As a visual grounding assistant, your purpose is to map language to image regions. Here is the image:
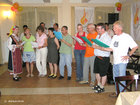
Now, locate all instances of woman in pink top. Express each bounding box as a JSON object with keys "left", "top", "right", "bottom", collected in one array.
[
  {"left": 36, "top": 26, "right": 48, "bottom": 77},
  {"left": 74, "top": 24, "right": 87, "bottom": 81}
]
